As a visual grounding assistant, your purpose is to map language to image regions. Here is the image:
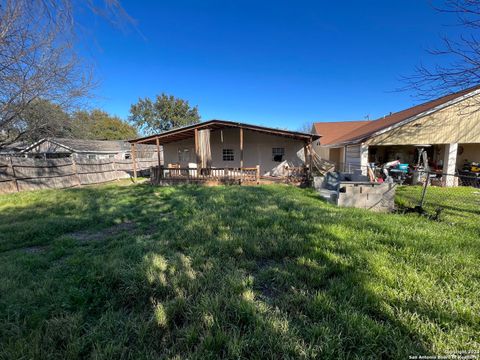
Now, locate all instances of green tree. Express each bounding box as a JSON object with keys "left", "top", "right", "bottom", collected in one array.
[
  {"left": 129, "top": 93, "right": 201, "bottom": 134},
  {"left": 72, "top": 110, "right": 138, "bottom": 140},
  {"left": 6, "top": 99, "right": 72, "bottom": 143},
  {"left": 0, "top": 0, "right": 130, "bottom": 148}
]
